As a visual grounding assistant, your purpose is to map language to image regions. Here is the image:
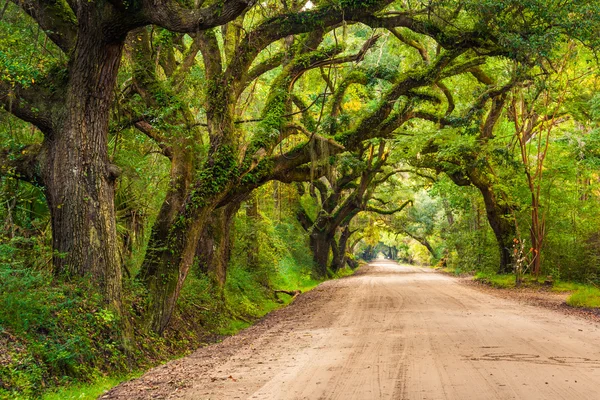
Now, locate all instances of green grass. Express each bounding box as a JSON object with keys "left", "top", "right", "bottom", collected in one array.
[
  {"left": 0, "top": 214, "right": 339, "bottom": 399},
  {"left": 566, "top": 287, "right": 600, "bottom": 308},
  {"left": 551, "top": 281, "right": 588, "bottom": 292},
  {"left": 333, "top": 266, "right": 355, "bottom": 278},
  {"left": 42, "top": 373, "right": 140, "bottom": 400},
  {"left": 0, "top": 265, "right": 129, "bottom": 400},
  {"left": 474, "top": 272, "right": 517, "bottom": 288},
  {"left": 473, "top": 271, "right": 600, "bottom": 309}
]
